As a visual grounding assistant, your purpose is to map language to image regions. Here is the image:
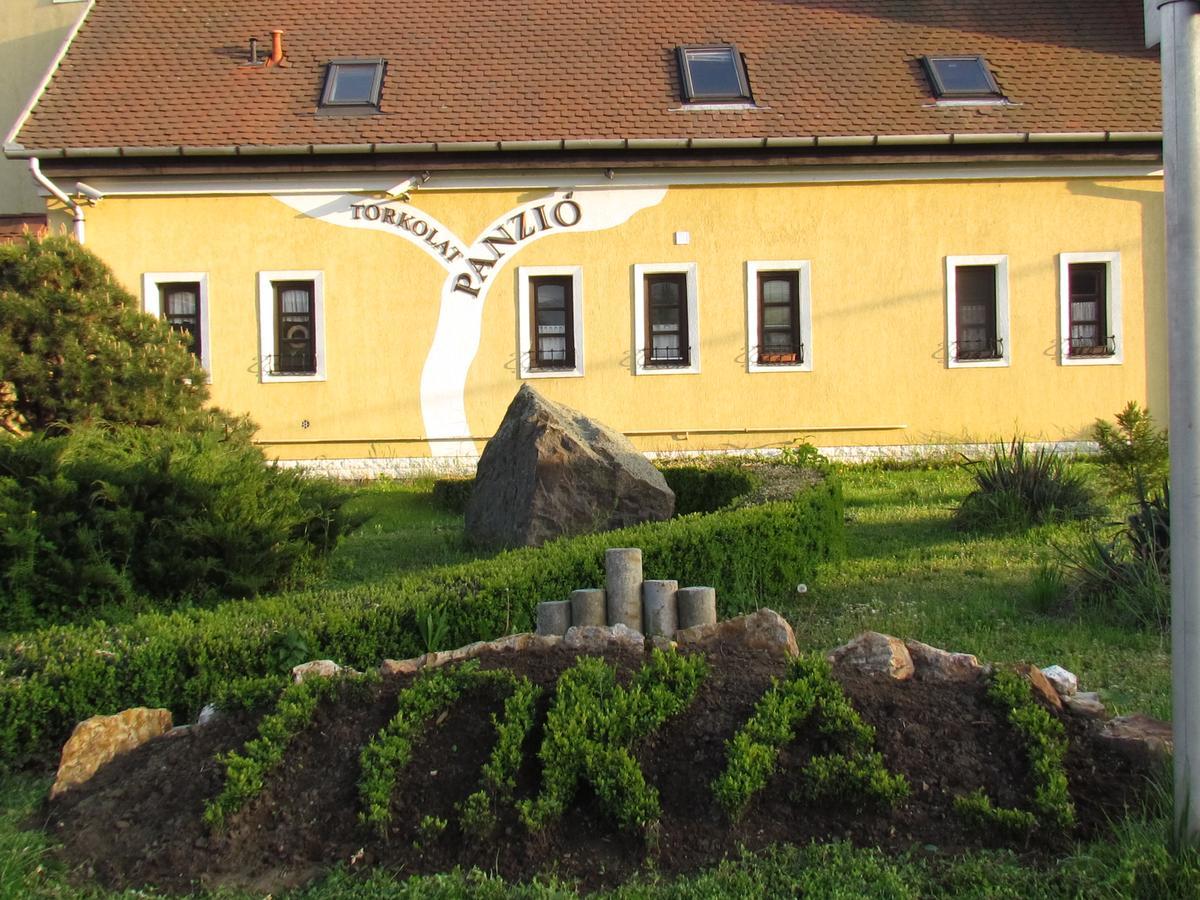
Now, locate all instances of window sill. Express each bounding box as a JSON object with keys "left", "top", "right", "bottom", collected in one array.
[
  {"left": 521, "top": 367, "right": 584, "bottom": 380},
  {"left": 948, "top": 357, "right": 1009, "bottom": 369},
  {"left": 636, "top": 362, "right": 700, "bottom": 376},
  {"left": 749, "top": 359, "right": 811, "bottom": 373},
  {"left": 1061, "top": 352, "right": 1122, "bottom": 367},
  {"left": 260, "top": 372, "right": 327, "bottom": 384}
]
